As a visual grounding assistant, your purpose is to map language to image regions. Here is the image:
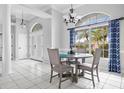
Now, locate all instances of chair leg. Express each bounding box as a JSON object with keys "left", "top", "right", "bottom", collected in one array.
[
  {"left": 91, "top": 70, "right": 95, "bottom": 87},
  {"left": 82, "top": 58, "right": 85, "bottom": 63},
  {"left": 78, "top": 69, "right": 84, "bottom": 77},
  {"left": 58, "top": 74, "right": 60, "bottom": 77},
  {"left": 71, "top": 69, "right": 74, "bottom": 82},
  {"left": 96, "top": 67, "right": 100, "bottom": 82},
  {"left": 79, "top": 69, "right": 80, "bottom": 74},
  {"left": 81, "top": 69, "right": 84, "bottom": 77},
  {"left": 59, "top": 73, "right": 62, "bottom": 89},
  {"left": 50, "top": 70, "right": 53, "bottom": 83}
]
